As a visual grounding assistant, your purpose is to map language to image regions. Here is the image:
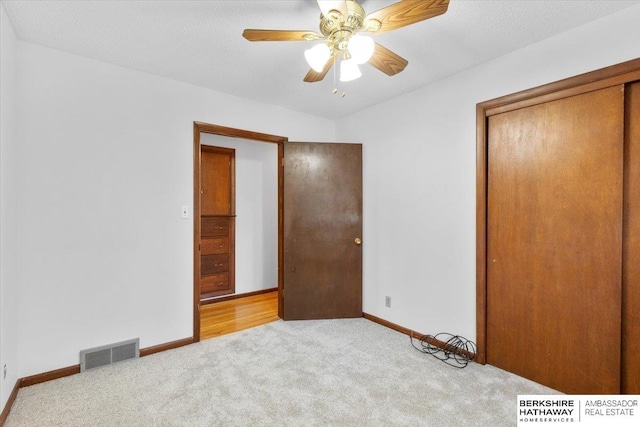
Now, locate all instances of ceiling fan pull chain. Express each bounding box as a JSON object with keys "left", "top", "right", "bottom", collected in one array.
[
  {"left": 331, "top": 59, "right": 346, "bottom": 97},
  {"left": 332, "top": 56, "right": 337, "bottom": 94}
]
